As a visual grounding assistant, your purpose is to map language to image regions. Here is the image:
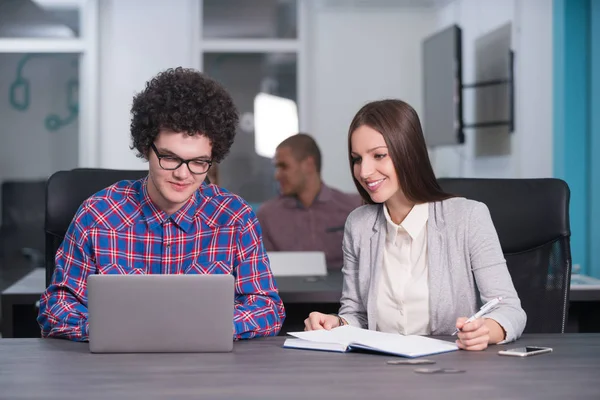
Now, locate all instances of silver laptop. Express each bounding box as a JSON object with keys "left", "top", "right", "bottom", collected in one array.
[
  {"left": 267, "top": 251, "right": 328, "bottom": 277},
  {"left": 88, "top": 274, "right": 234, "bottom": 353}
]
